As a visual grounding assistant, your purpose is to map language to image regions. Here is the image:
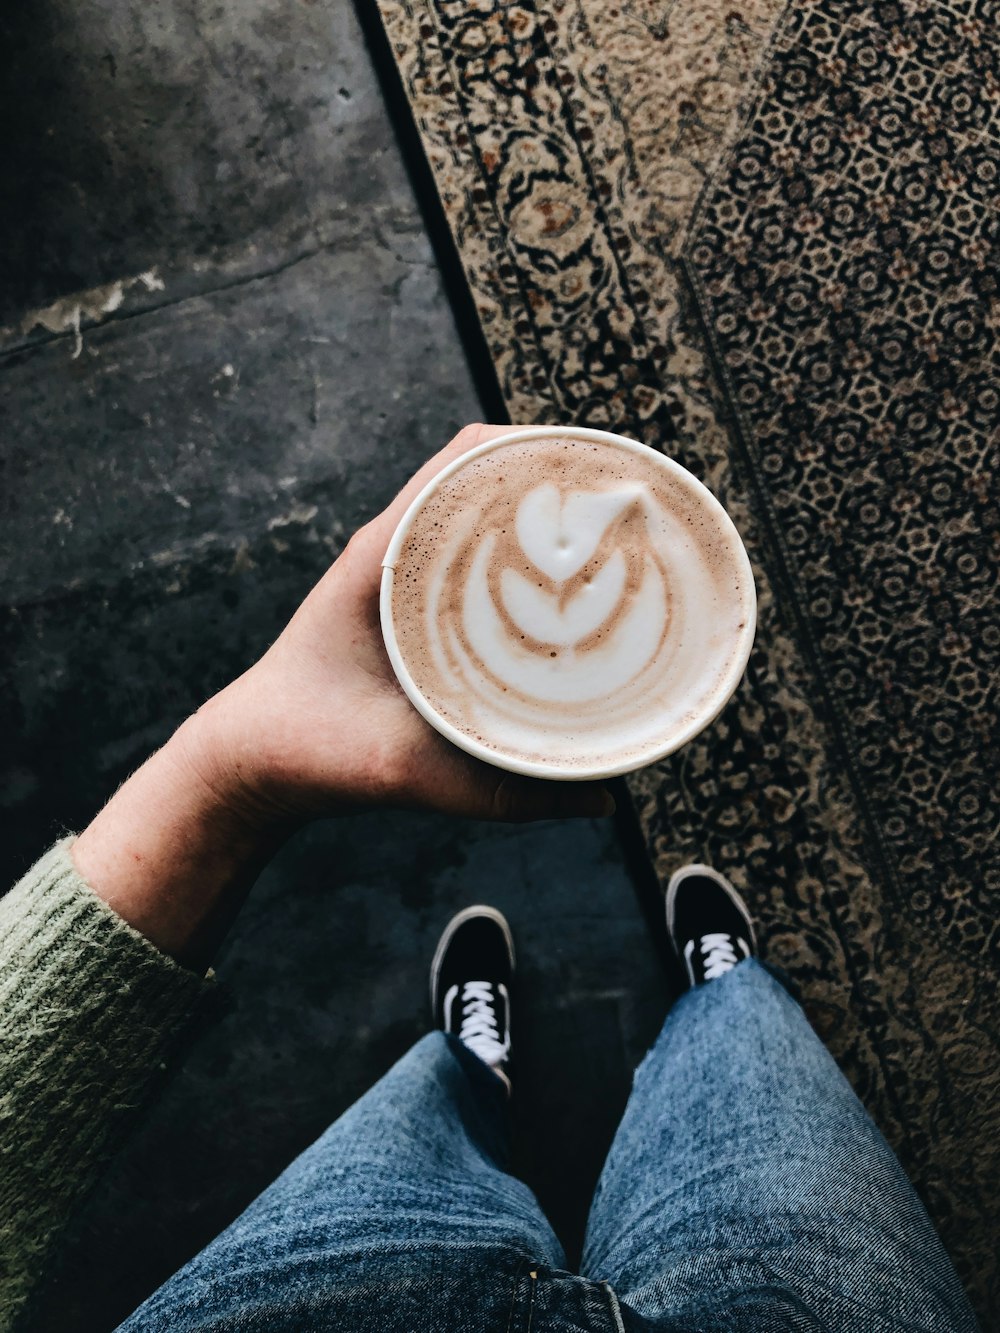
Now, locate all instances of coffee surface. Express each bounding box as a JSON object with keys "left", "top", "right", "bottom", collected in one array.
[{"left": 386, "top": 435, "right": 754, "bottom": 773}]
